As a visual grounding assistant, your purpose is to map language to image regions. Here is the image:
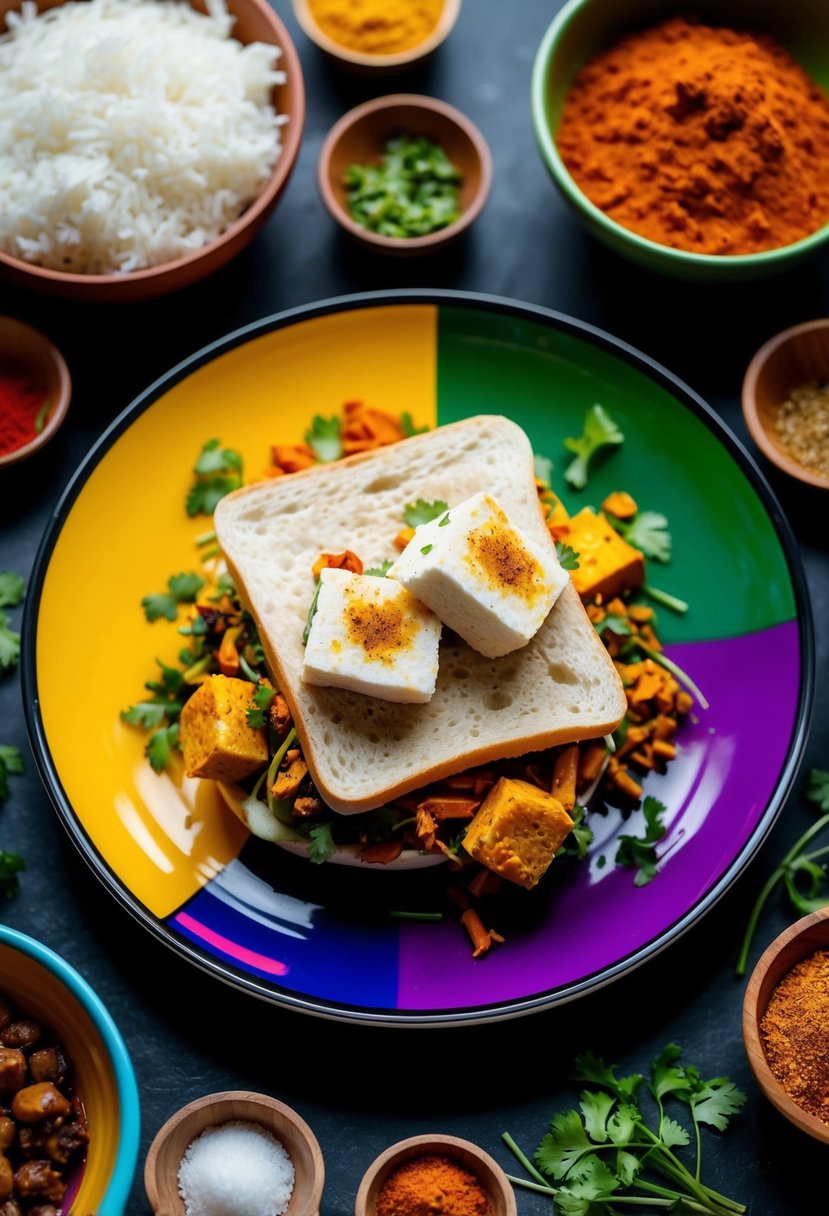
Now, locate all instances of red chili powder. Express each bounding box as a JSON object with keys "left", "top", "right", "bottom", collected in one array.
[{"left": 0, "top": 365, "right": 49, "bottom": 457}]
